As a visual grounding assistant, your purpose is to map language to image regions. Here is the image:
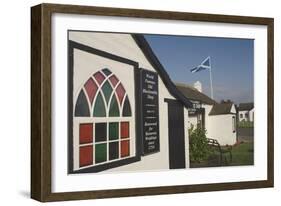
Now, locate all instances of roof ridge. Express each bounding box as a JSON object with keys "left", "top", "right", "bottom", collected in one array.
[
  {"left": 174, "top": 82, "right": 198, "bottom": 91},
  {"left": 239, "top": 102, "right": 254, "bottom": 104},
  {"left": 175, "top": 82, "right": 217, "bottom": 104},
  {"left": 209, "top": 102, "right": 234, "bottom": 115}
]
